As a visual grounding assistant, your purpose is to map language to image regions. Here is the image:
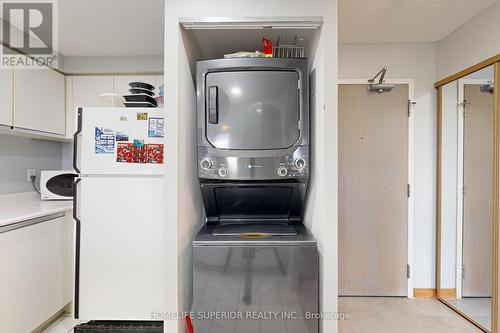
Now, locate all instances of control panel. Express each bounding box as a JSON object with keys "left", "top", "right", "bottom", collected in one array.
[{"left": 198, "top": 146, "right": 309, "bottom": 180}]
